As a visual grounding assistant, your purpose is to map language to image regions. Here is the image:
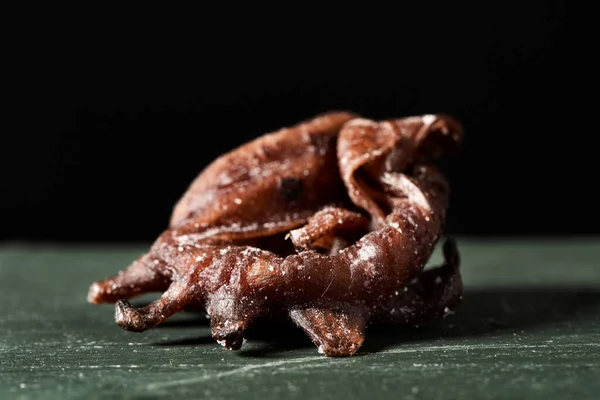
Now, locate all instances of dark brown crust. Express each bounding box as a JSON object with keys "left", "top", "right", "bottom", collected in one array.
[{"left": 87, "top": 112, "right": 464, "bottom": 357}]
